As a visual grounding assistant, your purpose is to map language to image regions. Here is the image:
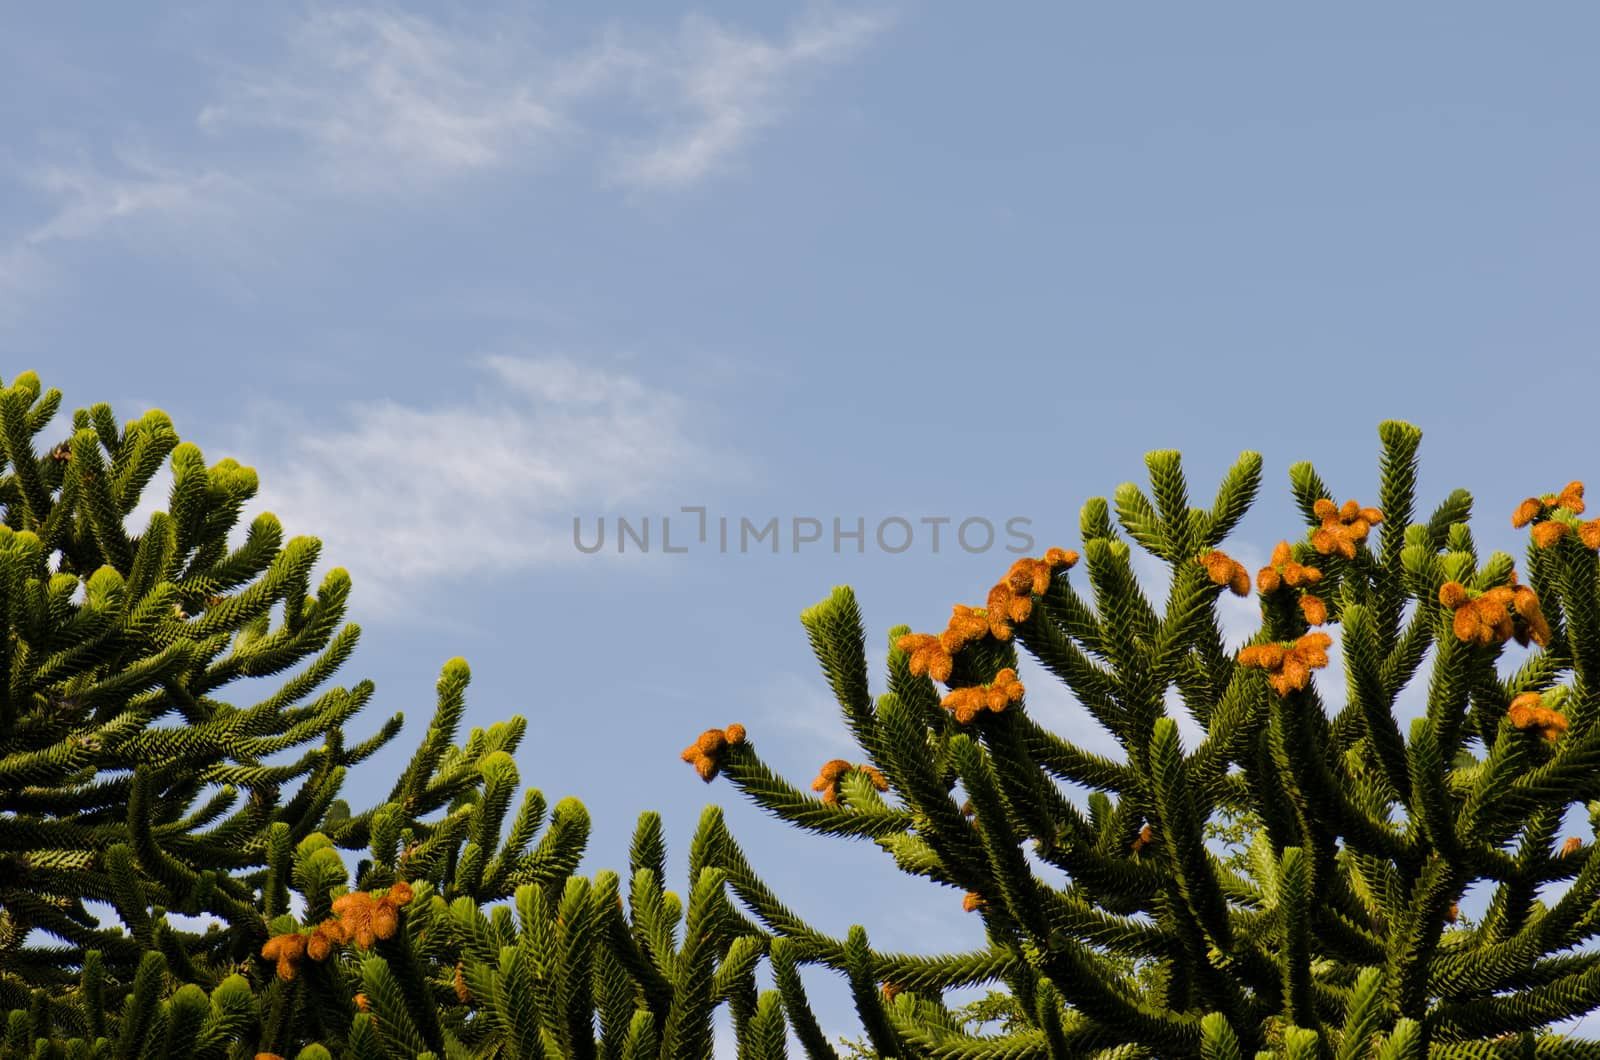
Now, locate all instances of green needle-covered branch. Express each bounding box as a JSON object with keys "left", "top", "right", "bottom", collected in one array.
[
  {"left": 0, "top": 372, "right": 816, "bottom": 1059},
  {"left": 697, "top": 422, "right": 1600, "bottom": 1057}
]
